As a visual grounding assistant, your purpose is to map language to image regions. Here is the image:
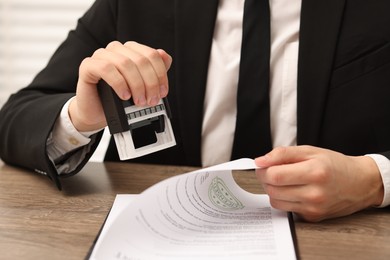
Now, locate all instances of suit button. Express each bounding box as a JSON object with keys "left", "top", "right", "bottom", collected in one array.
[{"left": 69, "top": 137, "right": 80, "bottom": 146}]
